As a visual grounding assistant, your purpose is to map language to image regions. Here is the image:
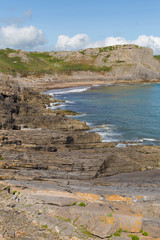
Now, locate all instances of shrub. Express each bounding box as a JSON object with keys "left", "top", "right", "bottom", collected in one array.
[
  {"left": 131, "top": 235, "right": 139, "bottom": 240},
  {"left": 79, "top": 50, "right": 85, "bottom": 55},
  {"left": 143, "top": 232, "right": 149, "bottom": 236},
  {"left": 78, "top": 202, "right": 86, "bottom": 207}
]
